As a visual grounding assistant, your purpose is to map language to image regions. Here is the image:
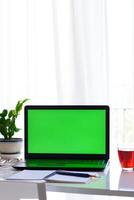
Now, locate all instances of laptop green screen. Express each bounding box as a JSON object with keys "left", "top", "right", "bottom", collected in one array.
[{"left": 27, "top": 108, "right": 106, "bottom": 154}]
